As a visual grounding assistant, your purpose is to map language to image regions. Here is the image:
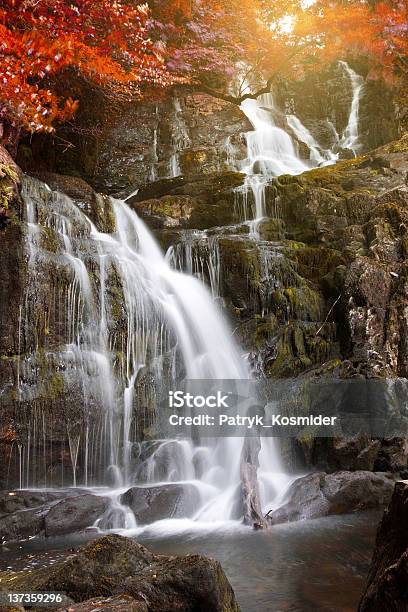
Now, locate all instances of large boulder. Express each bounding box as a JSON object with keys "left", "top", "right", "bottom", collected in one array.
[
  {"left": 44, "top": 494, "right": 110, "bottom": 537},
  {"left": 0, "top": 491, "right": 111, "bottom": 542},
  {"left": 267, "top": 471, "right": 395, "bottom": 525},
  {"left": 0, "top": 534, "right": 241, "bottom": 611},
  {"left": 0, "top": 490, "right": 75, "bottom": 543},
  {"left": 58, "top": 595, "right": 147, "bottom": 611},
  {"left": 119, "top": 553, "right": 240, "bottom": 612},
  {"left": 359, "top": 481, "right": 408, "bottom": 611},
  {"left": 0, "top": 506, "right": 47, "bottom": 543},
  {"left": 0, "top": 490, "right": 67, "bottom": 514},
  {"left": 120, "top": 484, "right": 201, "bottom": 525}
]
